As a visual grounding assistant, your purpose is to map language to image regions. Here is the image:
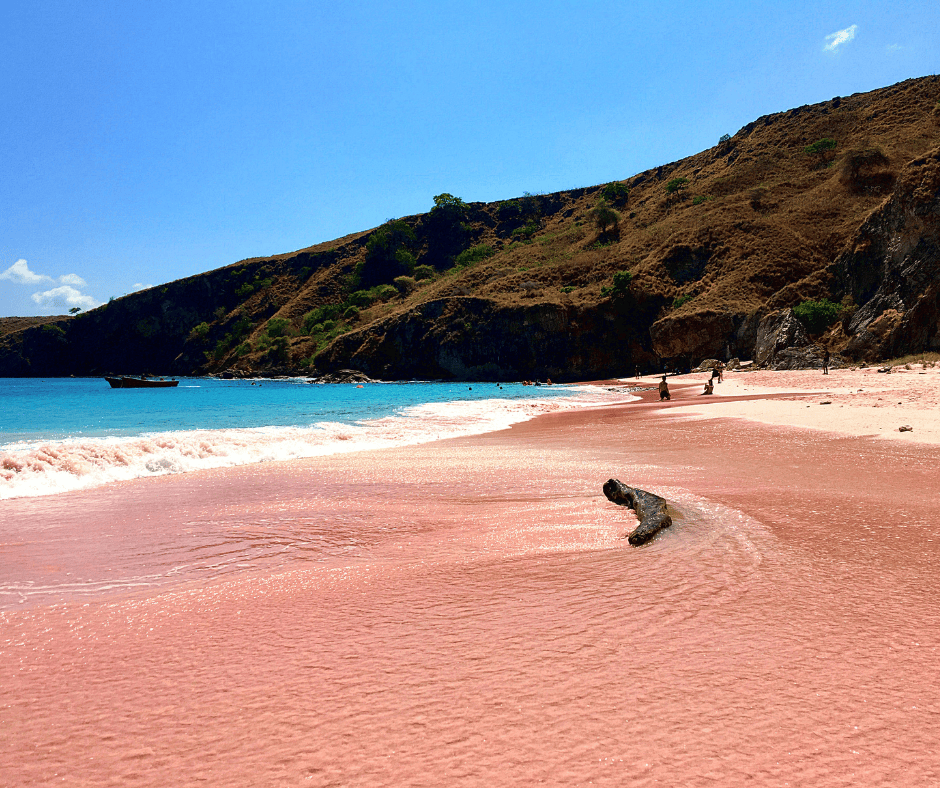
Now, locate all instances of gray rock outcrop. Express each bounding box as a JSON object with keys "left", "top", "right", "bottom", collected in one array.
[
  {"left": 831, "top": 146, "right": 940, "bottom": 359},
  {"left": 753, "top": 309, "right": 811, "bottom": 367}
]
